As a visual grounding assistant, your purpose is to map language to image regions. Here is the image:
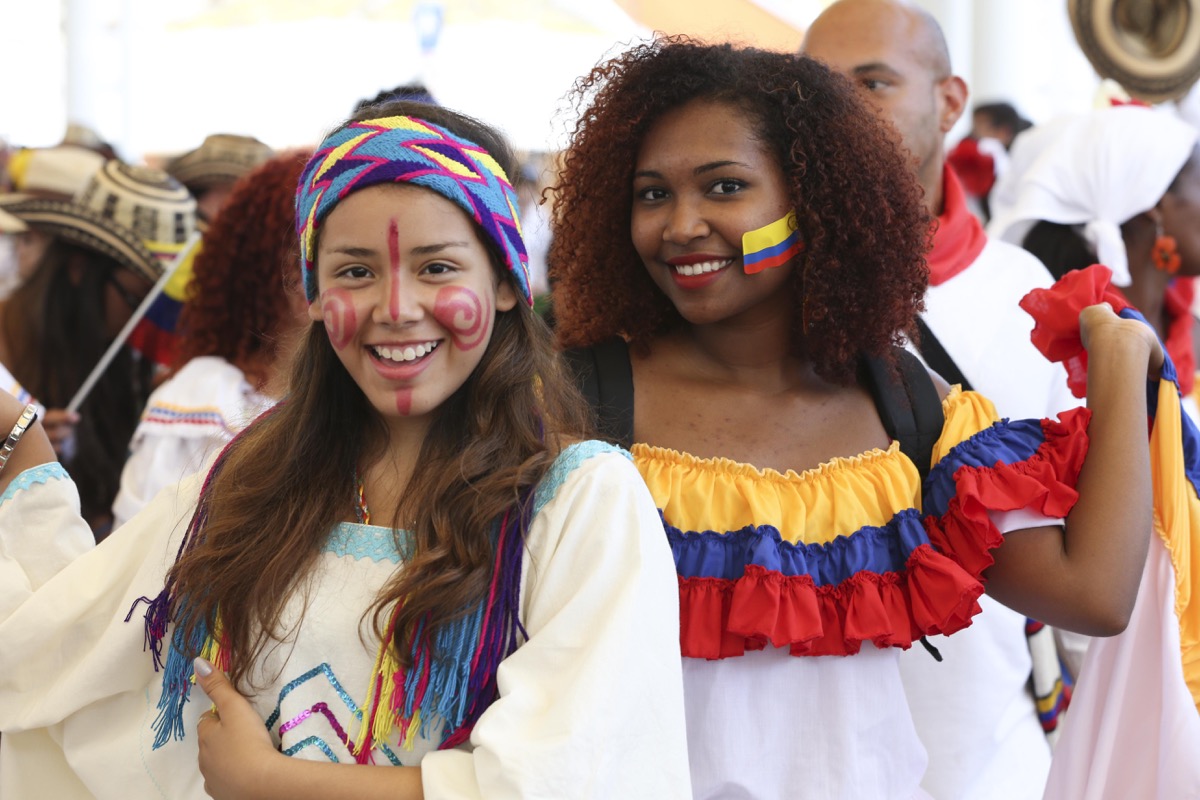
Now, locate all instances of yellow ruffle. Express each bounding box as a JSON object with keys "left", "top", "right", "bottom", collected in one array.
[
  {"left": 632, "top": 387, "right": 1000, "bottom": 546},
  {"left": 1149, "top": 378, "right": 1200, "bottom": 711},
  {"left": 931, "top": 387, "right": 1002, "bottom": 466}
]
